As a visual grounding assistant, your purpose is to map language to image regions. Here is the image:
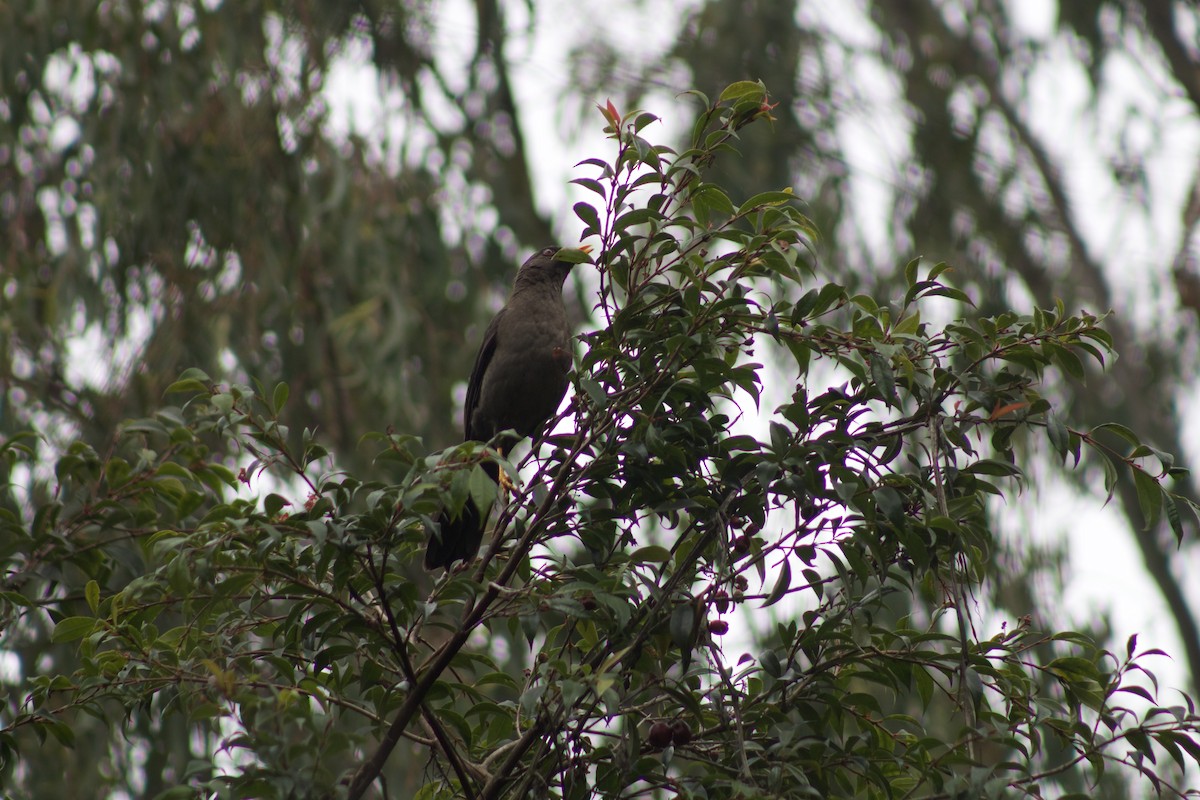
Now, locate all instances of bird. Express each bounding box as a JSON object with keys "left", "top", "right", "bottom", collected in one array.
[{"left": 425, "top": 245, "right": 592, "bottom": 570}]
